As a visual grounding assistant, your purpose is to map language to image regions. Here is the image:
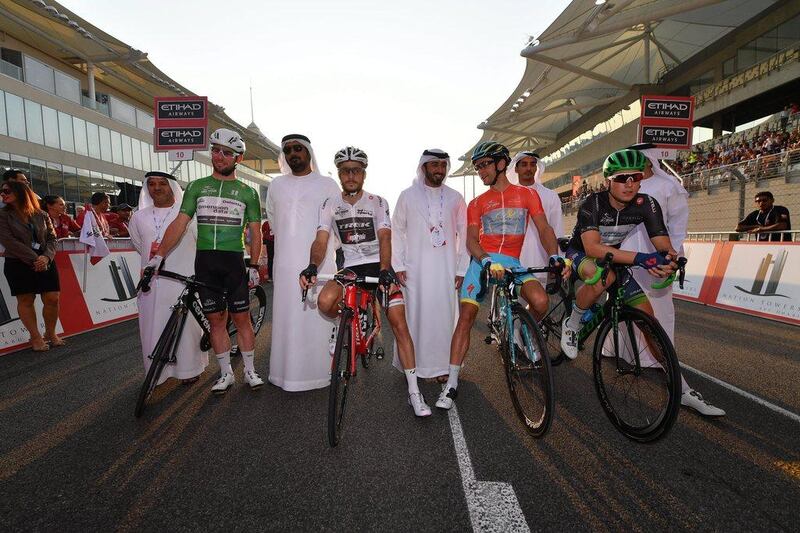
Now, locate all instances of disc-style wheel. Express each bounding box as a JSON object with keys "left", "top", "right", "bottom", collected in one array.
[{"left": 135, "top": 310, "right": 180, "bottom": 418}]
